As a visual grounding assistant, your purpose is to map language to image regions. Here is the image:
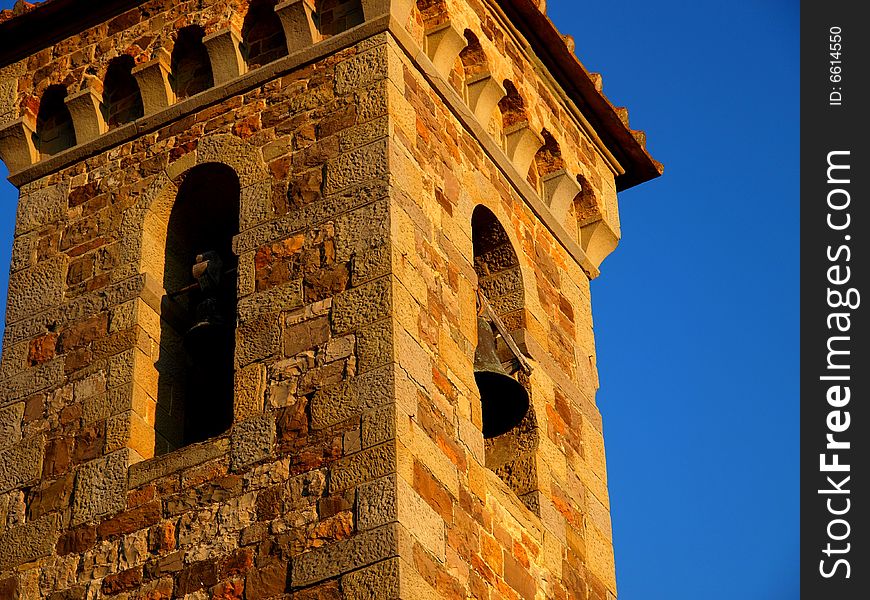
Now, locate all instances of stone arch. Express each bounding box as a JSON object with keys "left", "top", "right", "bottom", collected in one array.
[
  {"left": 498, "top": 81, "right": 546, "bottom": 174},
  {"left": 170, "top": 25, "right": 215, "bottom": 100},
  {"left": 416, "top": 0, "right": 449, "bottom": 28},
  {"left": 458, "top": 29, "right": 488, "bottom": 80},
  {"left": 498, "top": 80, "right": 529, "bottom": 129},
  {"left": 242, "top": 0, "right": 288, "bottom": 68},
  {"left": 130, "top": 133, "right": 271, "bottom": 238},
  {"left": 472, "top": 205, "right": 525, "bottom": 335},
  {"left": 315, "top": 0, "right": 364, "bottom": 37},
  {"left": 120, "top": 132, "right": 270, "bottom": 458},
  {"left": 34, "top": 84, "right": 76, "bottom": 156},
  {"left": 456, "top": 30, "right": 506, "bottom": 127},
  {"left": 137, "top": 163, "right": 241, "bottom": 455},
  {"left": 528, "top": 129, "right": 564, "bottom": 191},
  {"left": 471, "top": 204, "right": 540, "bottom": 513},
  {"left": 573, "top": 173, "right": 601, "bottom": 228},
  {"left": 102, "top": 55, "right": 145, "bottom": 128}
]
